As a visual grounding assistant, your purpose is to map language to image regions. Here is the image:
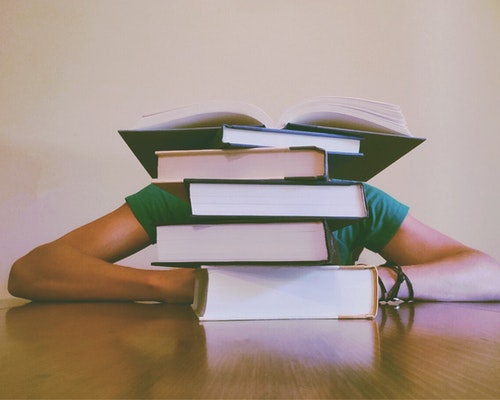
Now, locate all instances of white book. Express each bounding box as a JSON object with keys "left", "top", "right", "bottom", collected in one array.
[
  {"left": 130, "top": 96, "right": 411, "bottom": 136},
  {"left": 220, "top": 125, "right": 361, "bottom": 154},
  {"left": 192, "top": 265, "right": 378, "bottom": 321},
  {"left": 154, "top": 220, "right": 336, "bottom": 265},
  {"left": 185, "top": 179, "right": 367, "bottom": 219}
]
